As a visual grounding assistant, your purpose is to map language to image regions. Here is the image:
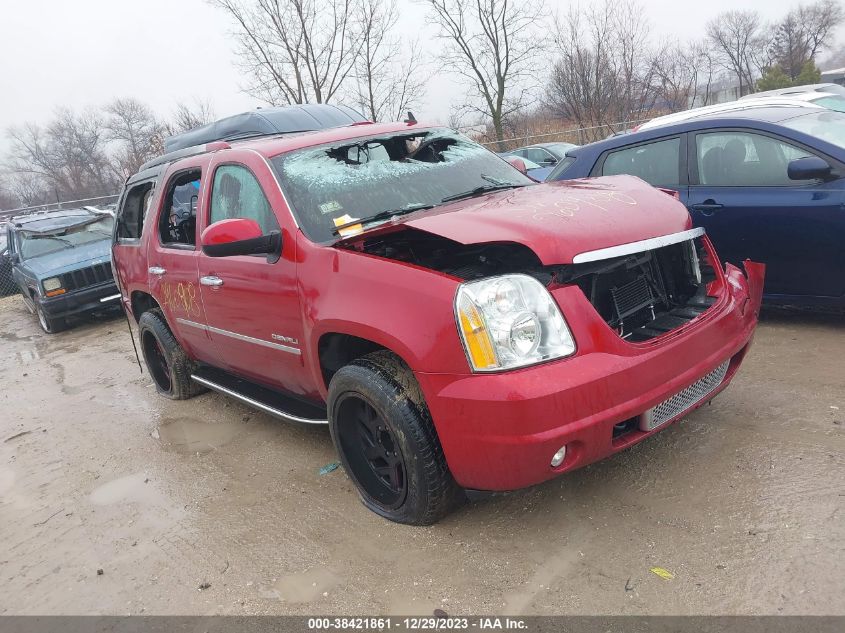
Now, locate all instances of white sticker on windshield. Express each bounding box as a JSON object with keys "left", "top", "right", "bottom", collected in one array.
[{"left": 319, "top": 201, "right": 343, "bottom": 215}]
